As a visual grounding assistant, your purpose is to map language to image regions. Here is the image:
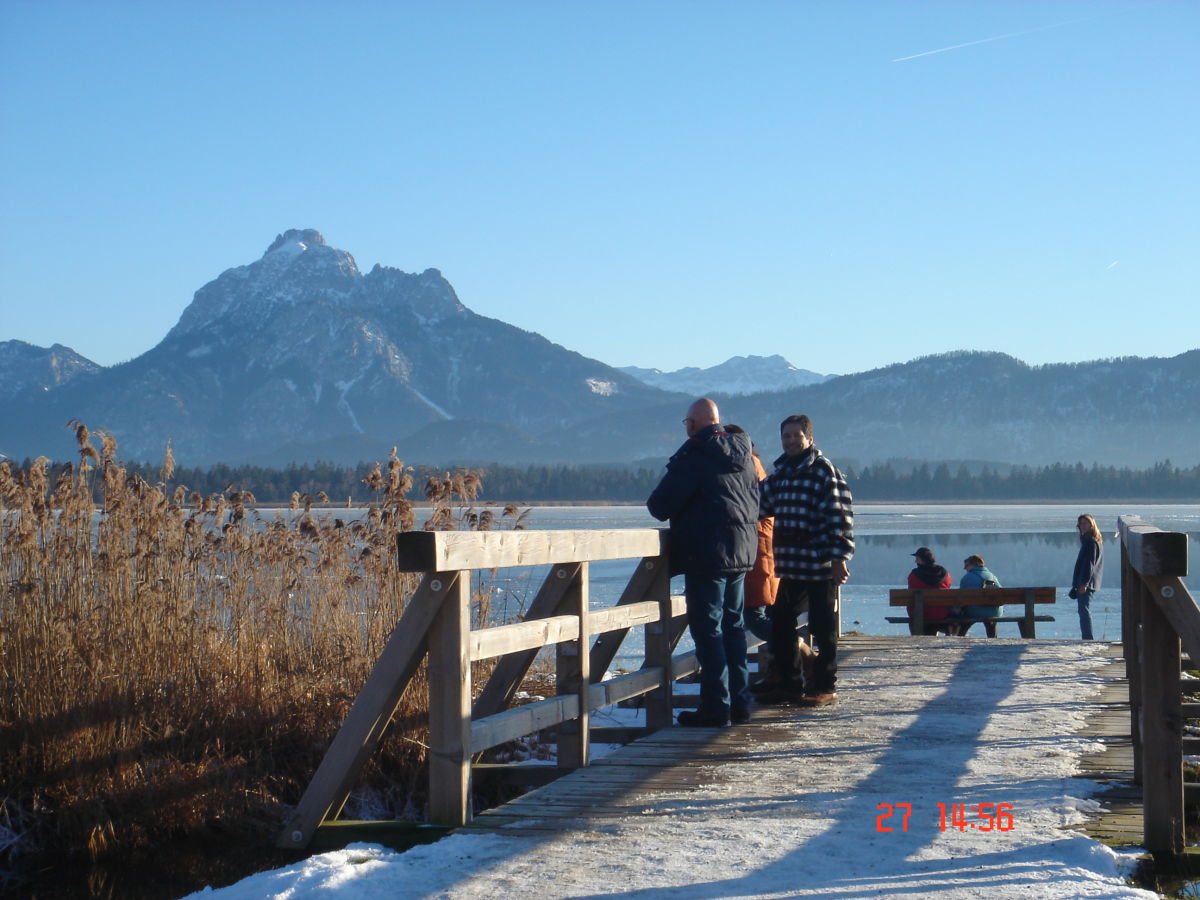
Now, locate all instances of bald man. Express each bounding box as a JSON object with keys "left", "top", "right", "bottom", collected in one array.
[{"left": 647, "top": 398, "right": 759, "bottom": 727}]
